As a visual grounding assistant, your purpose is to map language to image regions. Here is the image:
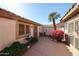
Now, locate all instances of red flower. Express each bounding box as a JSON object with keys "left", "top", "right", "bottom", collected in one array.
[{"left": 51, "top": 30, "right": 64, "bottom": 42}]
